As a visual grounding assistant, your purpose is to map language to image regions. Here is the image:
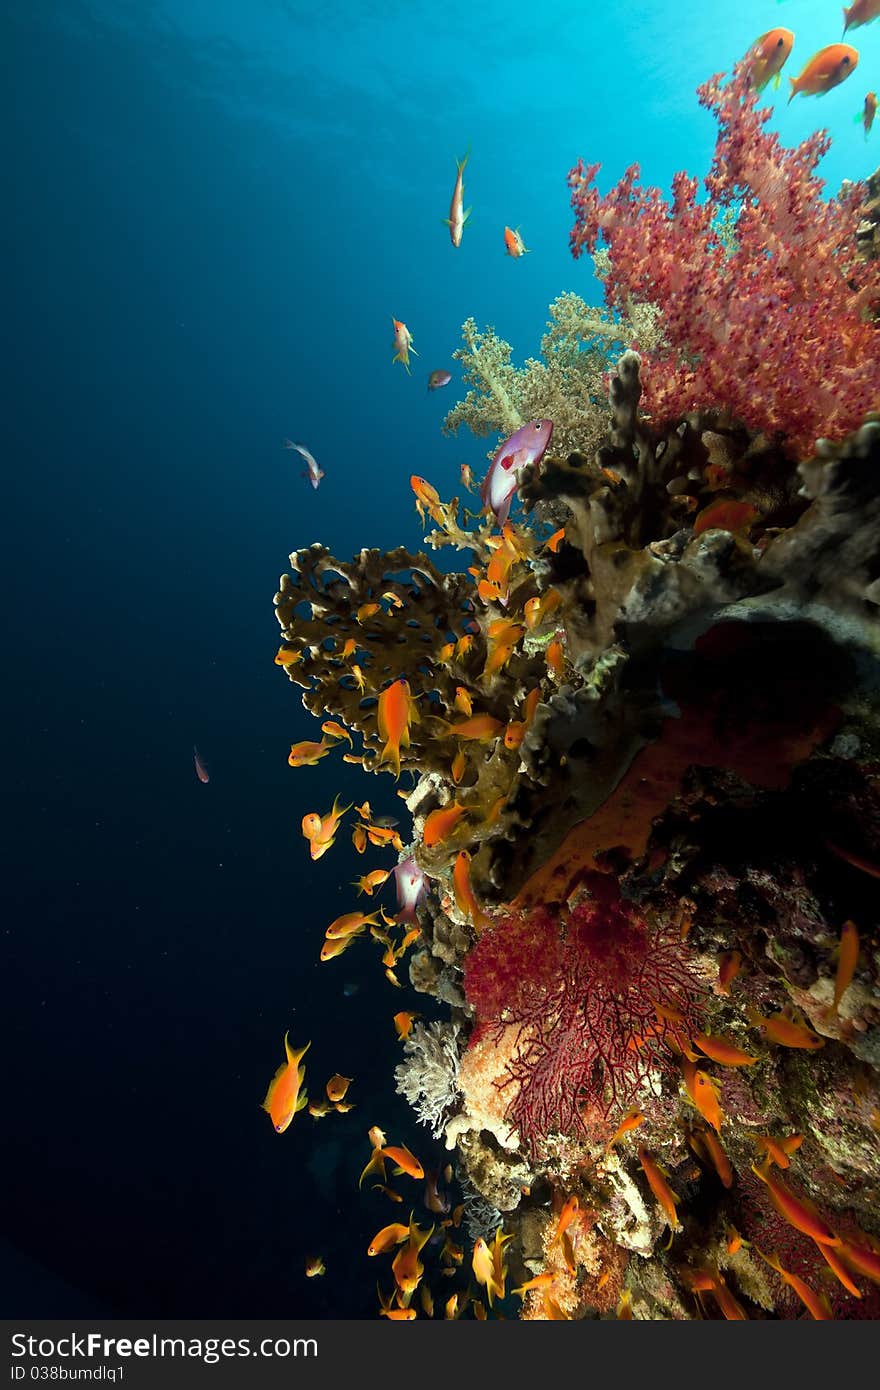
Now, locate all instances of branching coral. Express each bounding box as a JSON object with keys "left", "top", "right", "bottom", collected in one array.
[
  {"left": 442, "top": 293, "right": 662, "bottom": 460},
  {"left": 568, "top": 67, "right": 880, "bottom": 457},
  {"left": 394, "top": 1019, "right": 462, "bottom": 1138},
  {"left": 462, "top": 873, "right": 704, "bottom": 1160}
]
